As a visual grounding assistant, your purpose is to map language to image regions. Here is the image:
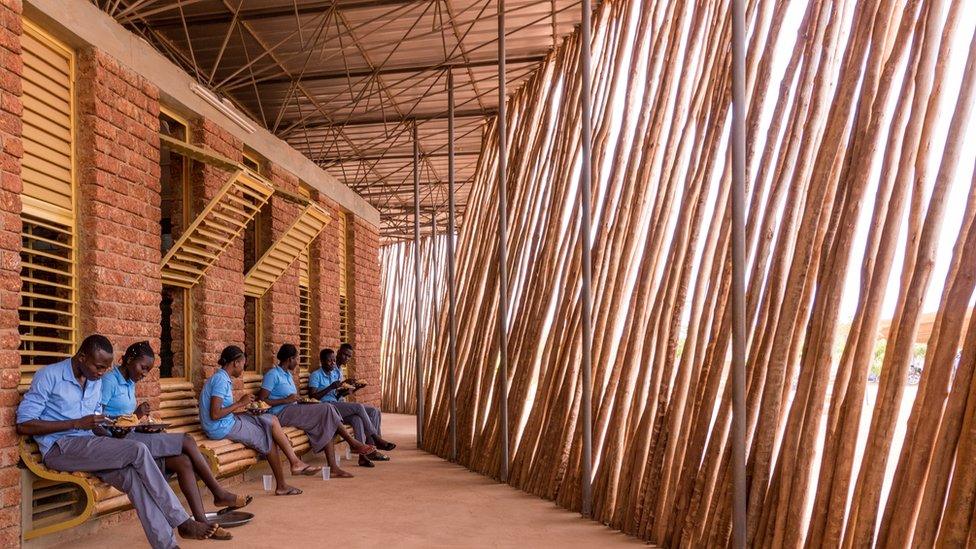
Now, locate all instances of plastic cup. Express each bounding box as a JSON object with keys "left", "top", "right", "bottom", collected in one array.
[
  {"left": 321, "top": 467, "right": 331, "bottom": 480},
  {"left": 262, "top": 474, "right": 273, "bottom": 492},
  {"left": 345, "top": 447, "right": 352, "bottom": 460},
  {"left": 334, "top": 450, "right": 341, "bottom": 463}
]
